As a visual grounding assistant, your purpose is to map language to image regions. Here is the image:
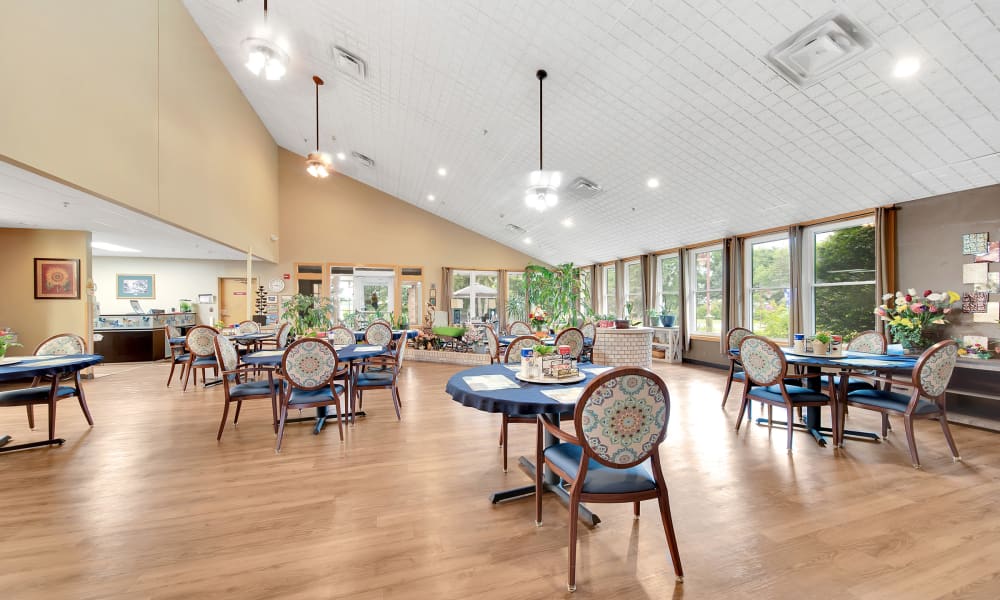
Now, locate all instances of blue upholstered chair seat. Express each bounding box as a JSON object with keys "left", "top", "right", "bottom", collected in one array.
[
  {"left": 173, "top": 353, "right": 191, "bottom": 363},
  {"left": 747, "top": 384, "right": 829, "bottom": 404},
  {"left": 734, "top": 371, "right": 802, "bottom": 385},
  {"left": 355, "top": 372, "right": 393, "bottom": 386},
  {"left": 288, "top": 385, "right": 345, "bottom": 405},
  {"left": 229, "top": 379, "right": 285, "bottom": 399},
  {"left": 544, "top": 443, "right": 656, "bottom": 494},
  {"left": 0, "top": 385, "right": 76, "bottom": 404},
  {"left": 847, "top": 388, "right": 939, "bottom": 414},
  {"left": 193, "top": 357, "right": 217, "bottom": 366},
  {"left": 732, "top": 371, "right": 746, "bottom": 381},
  {"left": 832, "top": 374, "right": 876, "bottom": 392}
]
